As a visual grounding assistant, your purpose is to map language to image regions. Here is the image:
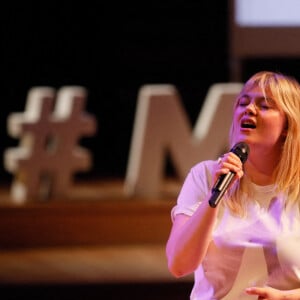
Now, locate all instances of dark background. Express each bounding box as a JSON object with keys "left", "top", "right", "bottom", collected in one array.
[{"left": 2, "top": 1, "right": 300, "bottom": 185}]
